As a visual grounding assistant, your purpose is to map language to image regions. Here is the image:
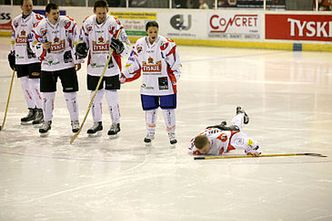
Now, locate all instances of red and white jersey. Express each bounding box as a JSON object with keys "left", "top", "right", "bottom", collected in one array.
[
  {"left": 189, "top": 128, "right": 239, "bottom": 156},
  {"left": 11, "top": 12, "right": 43, "bottom": 65},
  {"left": 123, "top": 35, "right": 181, "bottom": 96},
  {"left": 31, "top": 16, "right": 82, "bottom": 71},
  {"left": 80, "top": 14, "right": 129, "bottom": 77}
]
